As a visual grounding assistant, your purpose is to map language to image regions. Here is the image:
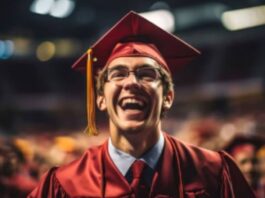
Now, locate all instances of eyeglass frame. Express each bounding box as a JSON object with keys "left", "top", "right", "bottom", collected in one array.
[
  {"left": 103, "top": 65, "right": 164, "bottom": 84},
  {"left": 96, "top": 64, "right": 173, "bottom": 99}
]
